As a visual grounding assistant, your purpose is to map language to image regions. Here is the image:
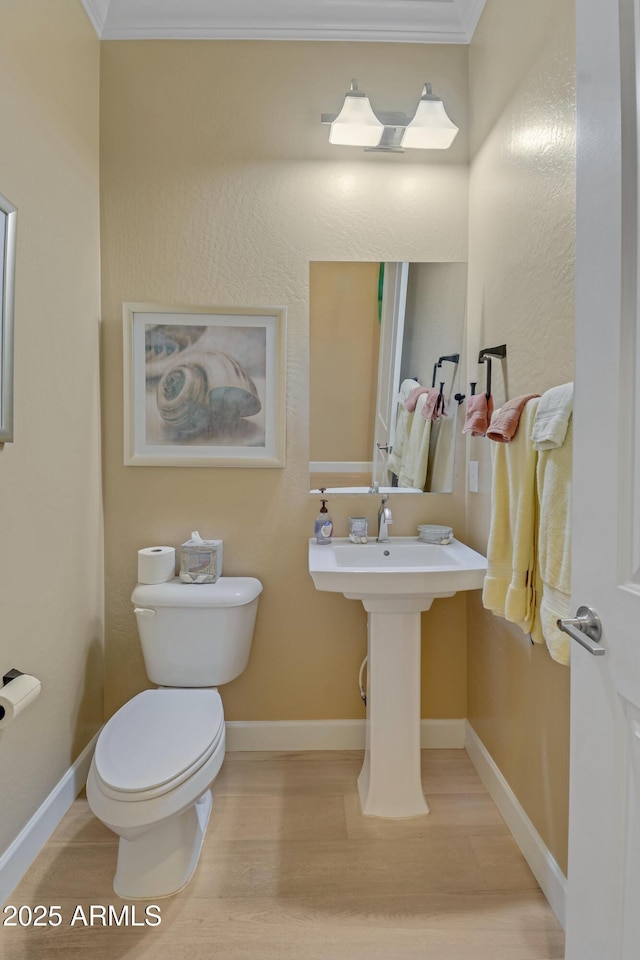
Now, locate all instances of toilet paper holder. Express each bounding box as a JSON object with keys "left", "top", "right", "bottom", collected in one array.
[
  {"left": 0, "top": 668, "right": 42, "bottom": 728},
  {"left": 0, "top": 668, "right": 24, "bottom": 723},
  {"left": 2, "top": 667, "right": 23, "bottom": 686}
]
